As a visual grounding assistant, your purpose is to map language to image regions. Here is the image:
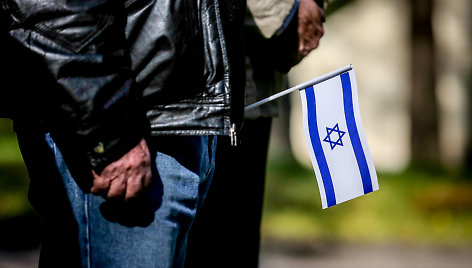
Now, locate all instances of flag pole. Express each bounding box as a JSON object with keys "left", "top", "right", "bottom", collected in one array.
[{"left": 245, "top": 64, "right": 353, "bottom": 111}]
